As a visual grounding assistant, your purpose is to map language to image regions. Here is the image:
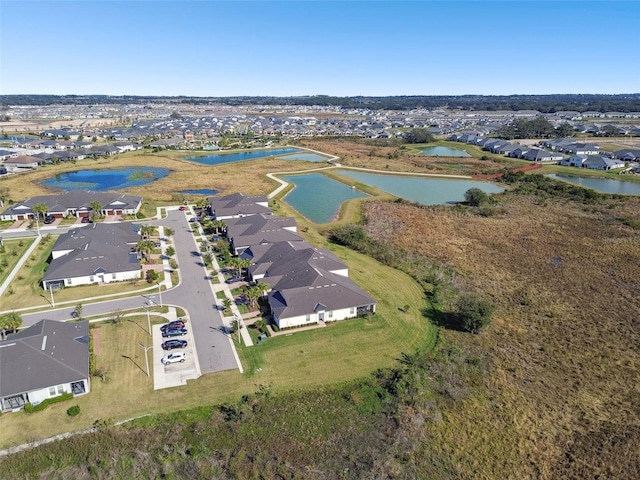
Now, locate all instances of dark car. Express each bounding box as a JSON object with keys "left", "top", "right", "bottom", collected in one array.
[
  {"left": 225, "top": 276, "right": 244, "bottom": 284},
  {"left": 162, "top": 328, "right": 188, "bottom": 338},
  {"left": 160, "top": 320, "right": 186, "bottom": 332},
  {"left": 81, "top": 216, "right": 90, "bottom": 223},
  {"left": 44, "top": 215, "right": 55, "bottom": 224},
  {"left": 161, "top": 339, "right": 188, "bottom": 350}
]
